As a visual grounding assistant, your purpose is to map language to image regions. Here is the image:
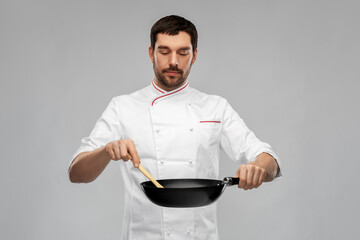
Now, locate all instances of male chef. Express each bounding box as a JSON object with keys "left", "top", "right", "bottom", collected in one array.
[{"left": 69, "top": 15, "right": 281, "bottom": 240}]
